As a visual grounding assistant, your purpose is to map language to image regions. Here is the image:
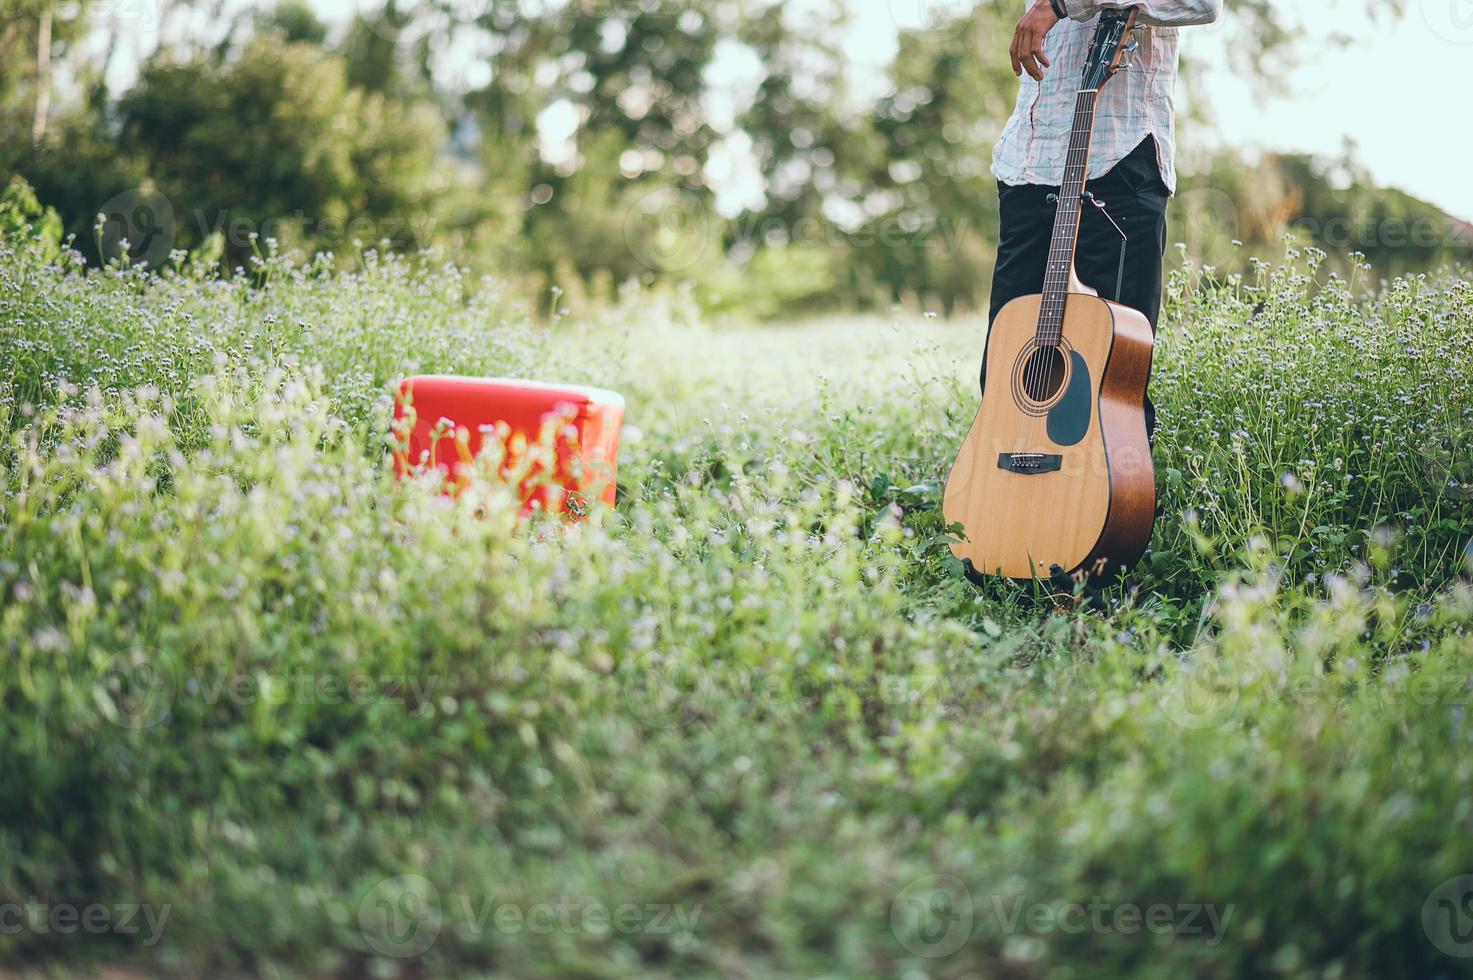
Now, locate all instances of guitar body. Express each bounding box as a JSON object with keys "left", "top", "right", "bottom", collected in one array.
[{"left": 943, "top": 292, "right": 1155, "bottom": 582}]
